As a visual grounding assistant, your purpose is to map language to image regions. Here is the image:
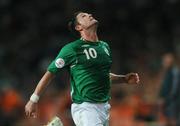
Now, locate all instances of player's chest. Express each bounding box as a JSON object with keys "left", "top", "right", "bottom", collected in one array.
[{"left": 75, "top": 45, "right": 111, "bottom": 66}]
